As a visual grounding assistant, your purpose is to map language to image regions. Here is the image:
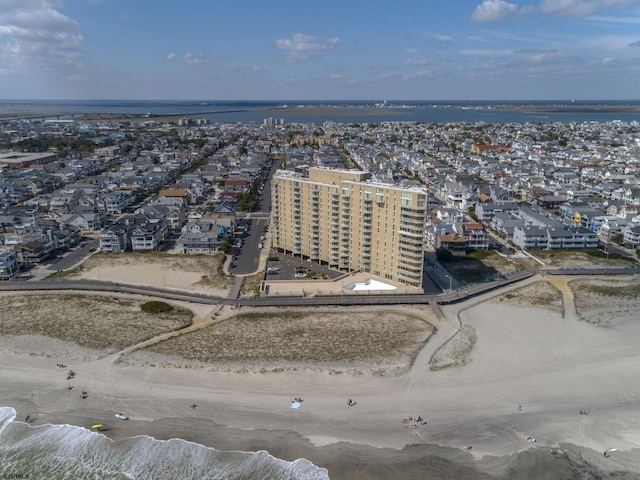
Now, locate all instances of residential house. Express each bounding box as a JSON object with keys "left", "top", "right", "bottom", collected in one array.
[
  {"left": 436, "top": 233, "right": 468, "bottom": 255},
  {"left": 513, "top": 224, "right": 598, "bottom": 250},
  {"left": 155, "top": 188, "right": 190, "bottom": 207},
  {"left": 99, "top": 224, "right": 129, "bottom": 252},
  {"left": 176, "top": 219, "right": 230, "bottom": 254},
  {"left": 512, "top": 225, "right": 549, "bottom": 249},
  {"left": 130, "top": 218, "right": 168, "bottom": 251},
  {"left": 59, "top": 212, "right": 105, "bottom": 231},
  {"left": 460, "top": 223, "right": 489, "bottom": 250},
  {"left": 475, "top": 202, "right": 519, "bottom": 222},
  {"left": 135, "top": 204, "right": 185, "bottom": 231},
  {"left": 623, "top": 216, "right": 640, "bottom": 247},
  {"left": 100, "top": 190, "right": 135, "bottom": 215},
  {"left": 0, "top": 251, "right": 19, "bottom": 281}
]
